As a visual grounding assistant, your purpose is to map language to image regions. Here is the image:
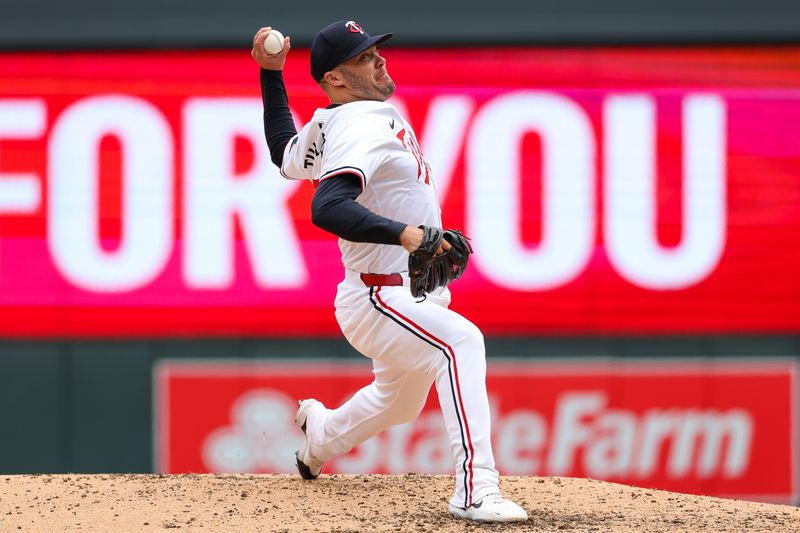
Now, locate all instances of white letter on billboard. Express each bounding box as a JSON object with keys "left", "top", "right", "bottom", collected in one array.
[
  {"left": 421, "top": 95, "right": 475, "bottom": 201},
  {"left": 467, "top": 92, "right": 595, "bottom": 290},
  {"left": 0, "top": 99, "right": 44, "bottom": 212},
  {"left": 668, "top": 409, "right": 752, "bottom": 478},
  {"left": 585, "top": 410, "right": 636, "bottom": 478},
  {"left": 49, "top": 96, "right": 173, "bottom": 292},
  {"left": 636, "top": 410, "right": 678, "bottom": 477},
  {"left": 183, "top": 98, "right": 305, "bottom": 289},
  {"left": 604, "top": 95, "right": 726, "bottom": 290},
  {"left": 496, "top": 410, "right": 547, "bottom": 475},
  {"left": 0, "top": 99, "right": 46, "bottom": 278},
  {"left": 548, "top": 392, "right": 604, "bottom": 475}
]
